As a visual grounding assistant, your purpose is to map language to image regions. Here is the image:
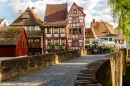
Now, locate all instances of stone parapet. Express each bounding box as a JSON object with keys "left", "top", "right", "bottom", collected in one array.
[
  {"left": 75, "top": 49, "right": 126, "bottom": 86},
  {"left": 0, "top": 49, "right": 92, "bottom": 82}
]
